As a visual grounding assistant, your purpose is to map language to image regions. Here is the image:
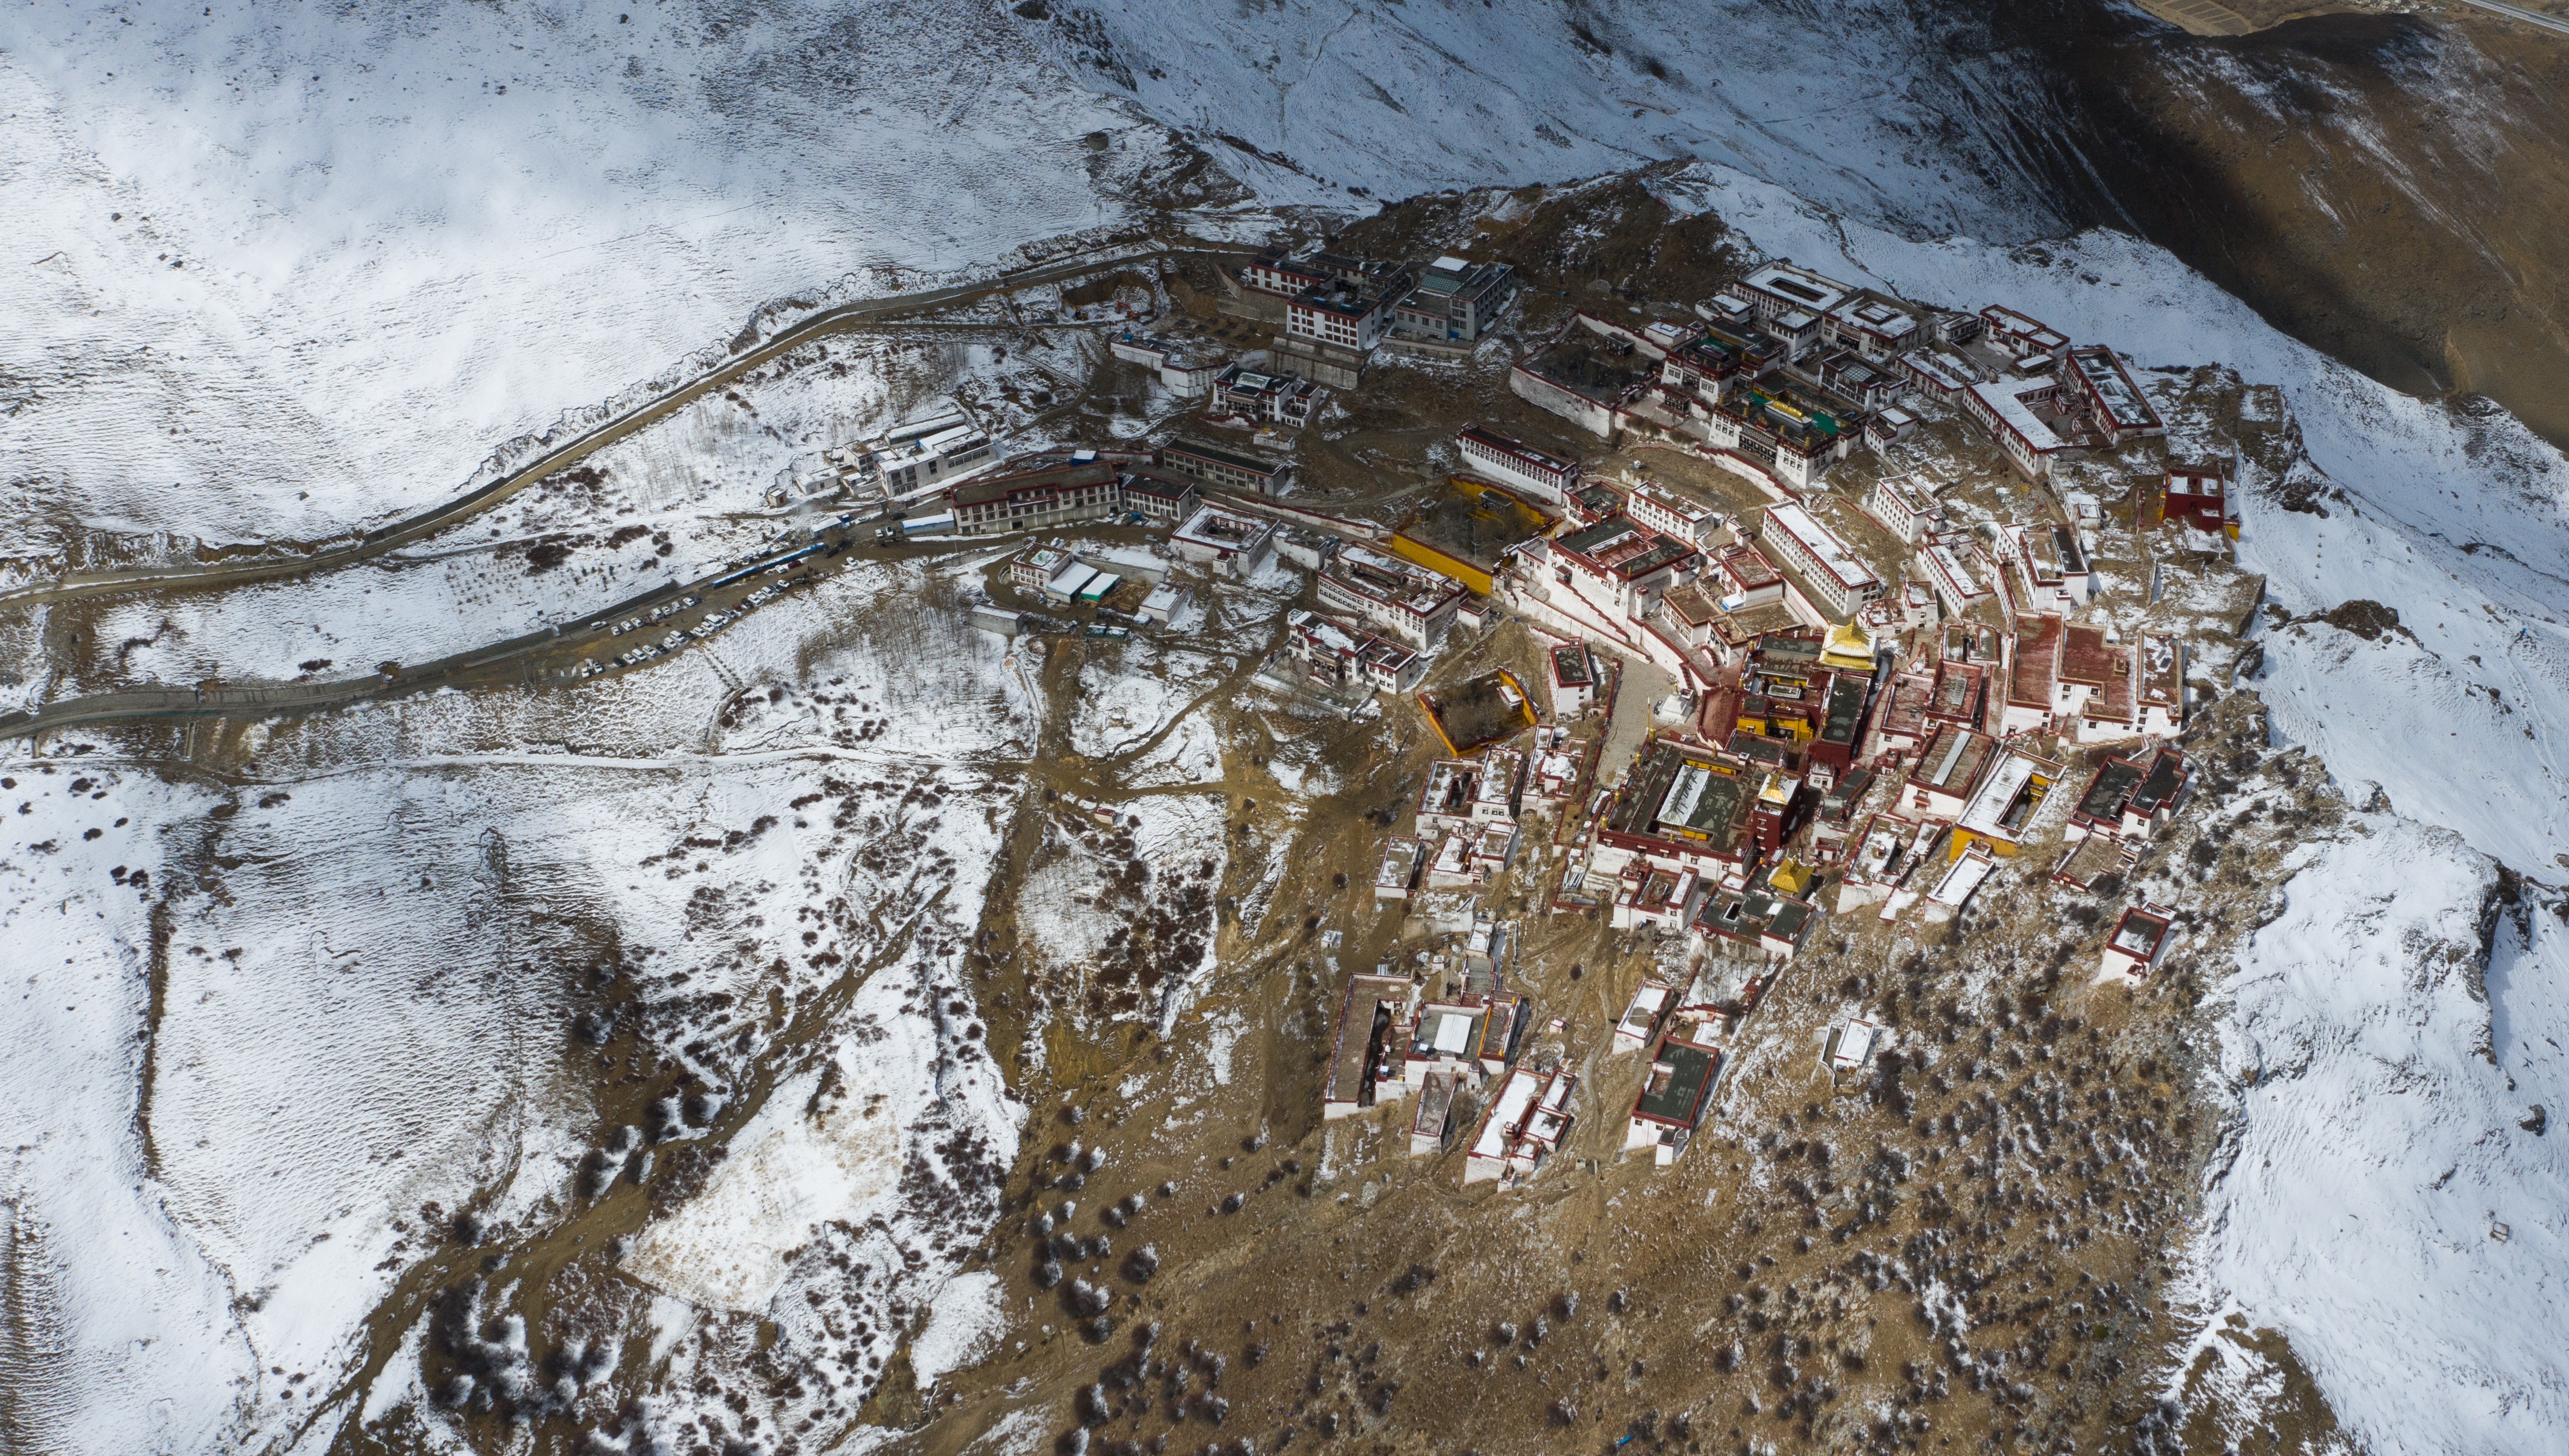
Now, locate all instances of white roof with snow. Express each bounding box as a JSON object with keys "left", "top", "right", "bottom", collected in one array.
[
  {"left": 1742, "top": 264, "right": 1852, "bottom": 315},
  {"left": 1969, "top": 378, "right": 2068, "bottom": 453},
  {"left": 1765, "top": 502, "right": 1881, "bottom": 593}
]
